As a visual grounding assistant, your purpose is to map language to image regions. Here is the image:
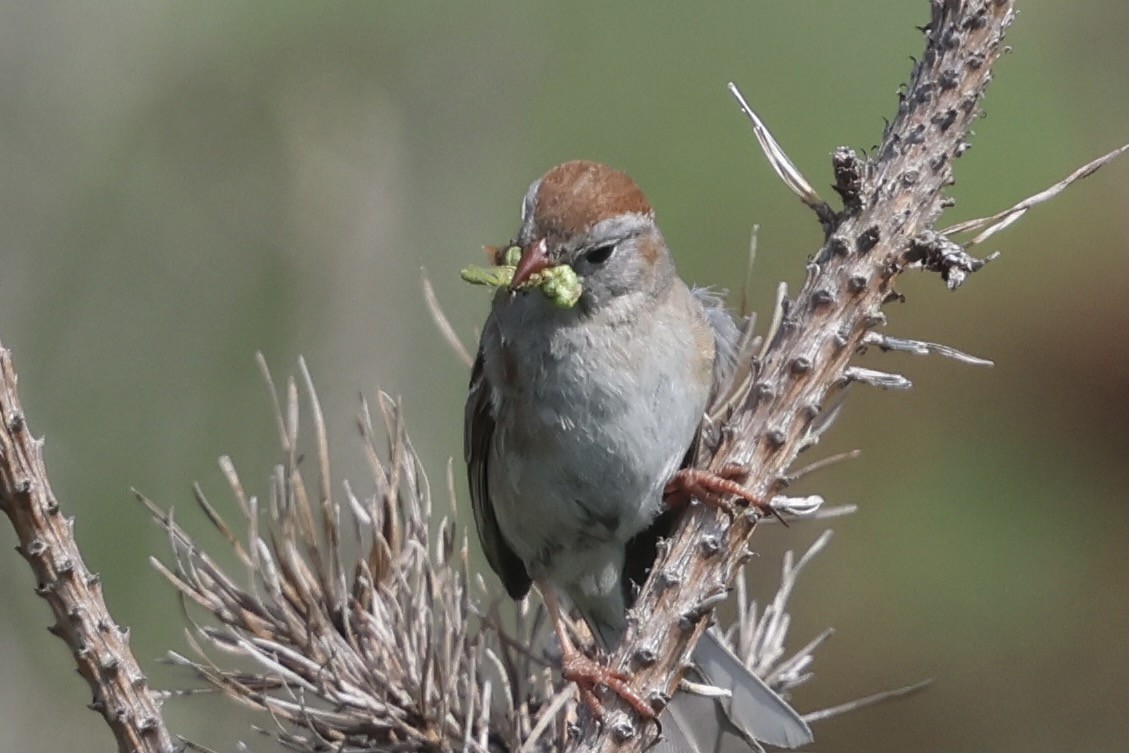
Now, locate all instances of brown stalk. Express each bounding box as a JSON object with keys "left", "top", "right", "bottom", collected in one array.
[
  {"left": 570, "top": 2, "right": 1020, "bottom": 750},
  {"left": 0, "top": 343, "right": 176, "bottom": 753}
]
